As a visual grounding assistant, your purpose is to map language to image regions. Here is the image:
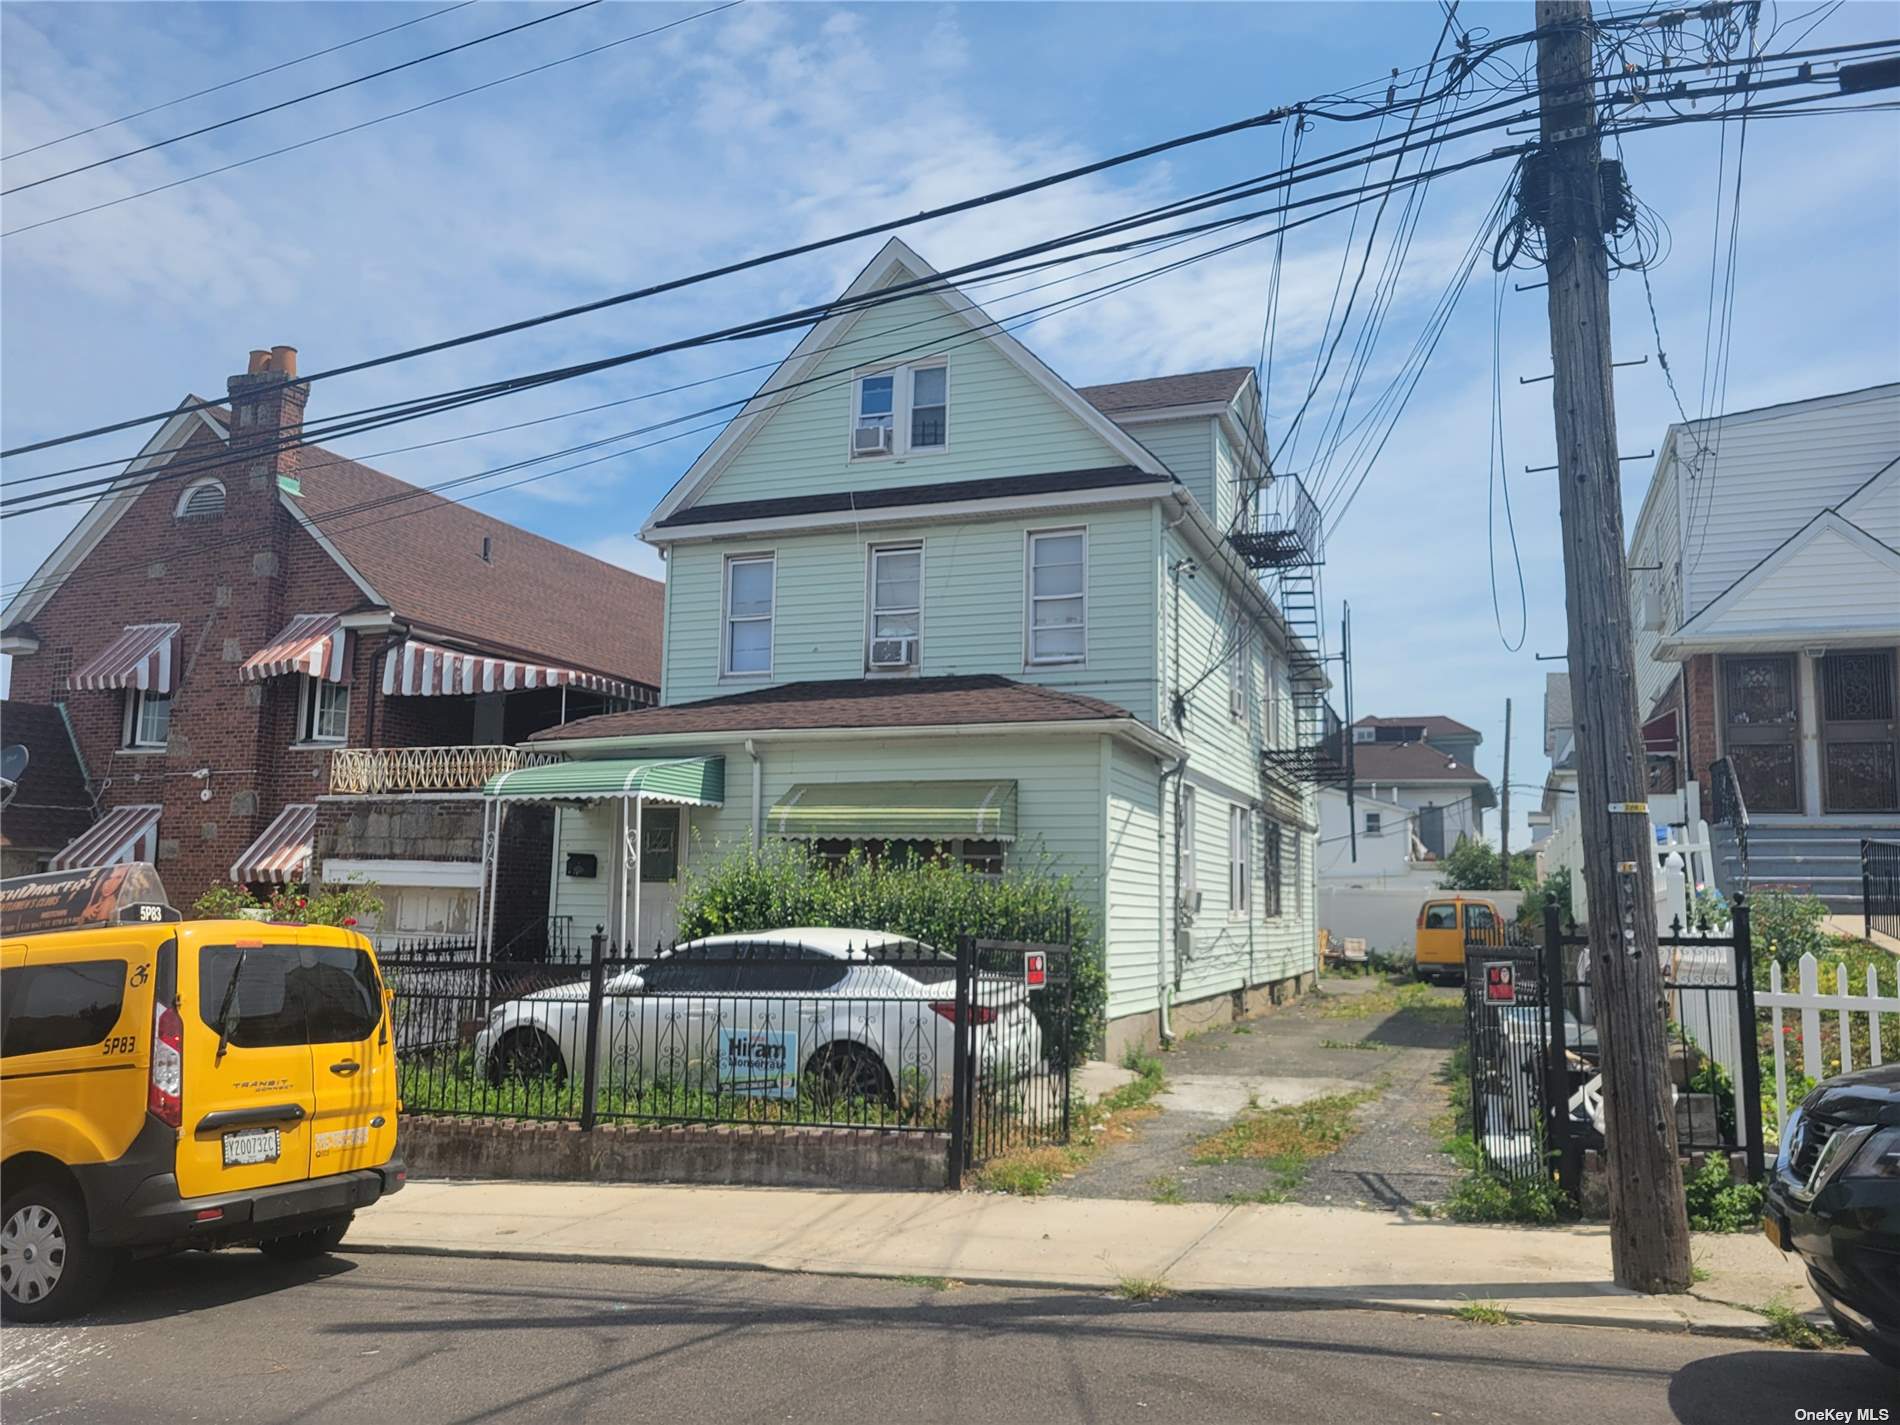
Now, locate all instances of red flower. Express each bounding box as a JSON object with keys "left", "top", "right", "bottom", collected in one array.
[
  {"left": 342, "top": 917, "right": 358, "bottom": 927},
  {"left": 297, "top": 897, "right": 307, "bottom": 907}
]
